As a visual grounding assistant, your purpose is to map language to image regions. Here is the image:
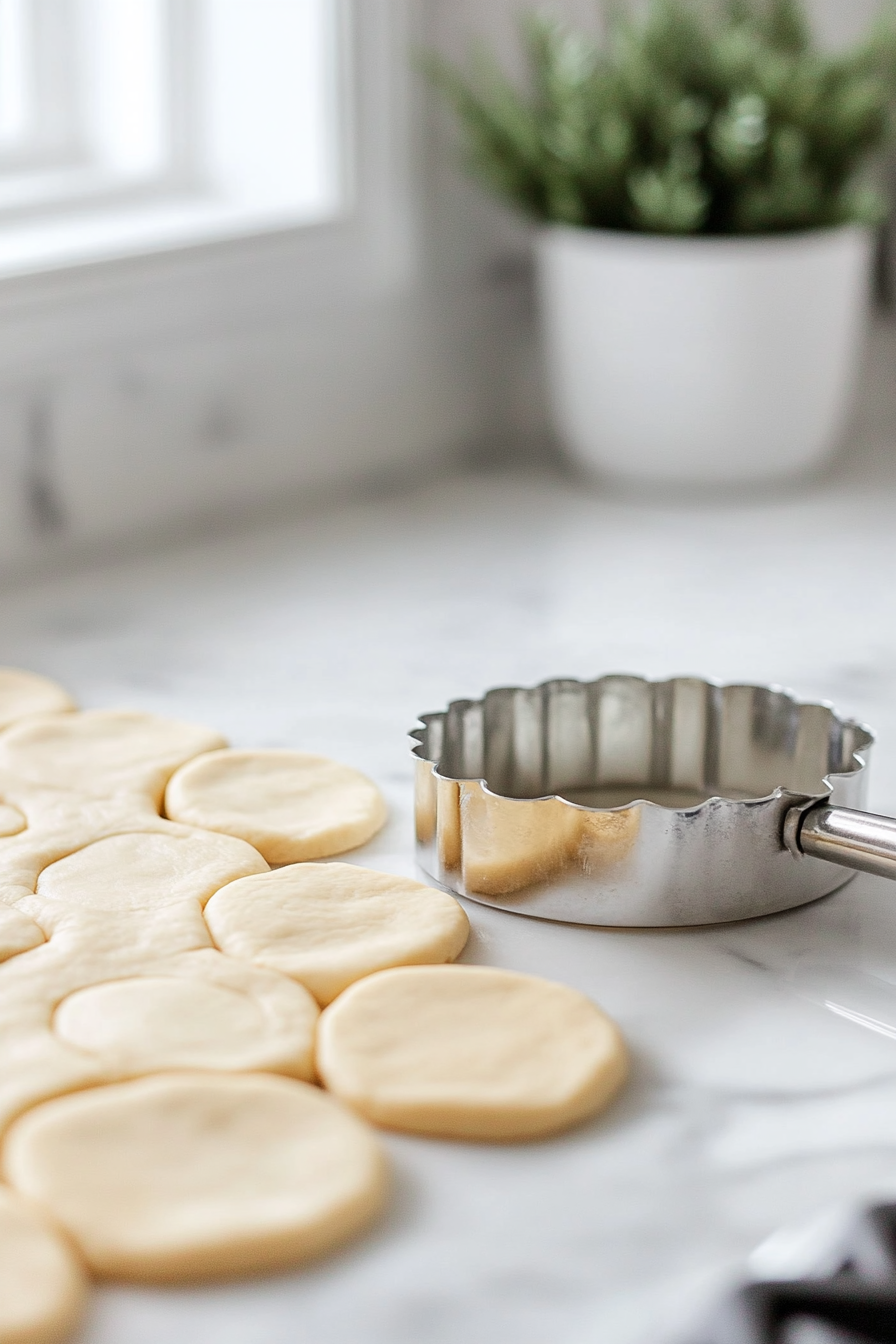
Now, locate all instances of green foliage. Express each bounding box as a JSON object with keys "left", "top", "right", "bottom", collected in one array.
[{"left": 424, "top": 0, "right": 896, "bottom": 234}]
